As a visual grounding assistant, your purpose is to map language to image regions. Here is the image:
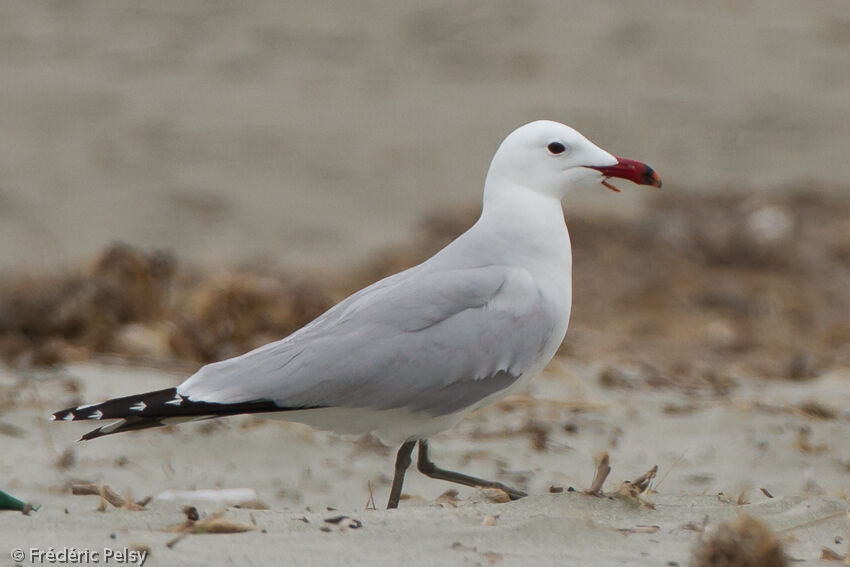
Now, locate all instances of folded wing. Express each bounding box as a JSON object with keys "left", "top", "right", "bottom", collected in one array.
[{"left": 178, "top": 264, "right": 557, "bottom": 416}]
